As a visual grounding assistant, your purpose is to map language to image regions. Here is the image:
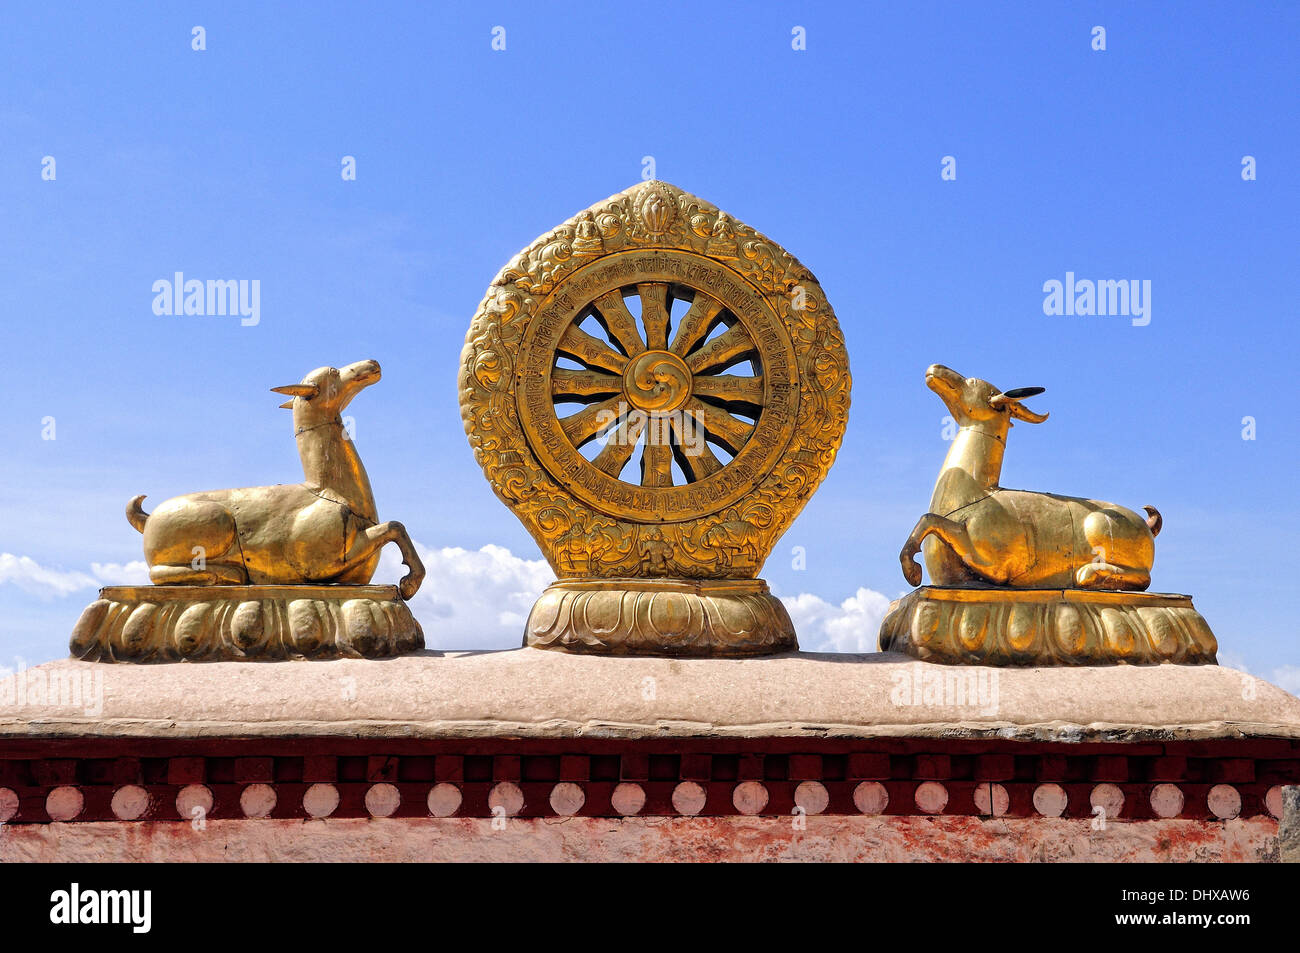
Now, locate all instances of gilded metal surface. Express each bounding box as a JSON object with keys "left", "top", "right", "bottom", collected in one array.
[
  {"left": 459, "top": 181, "right": 850, "bottom": 655},
  {"left": 69, "top": 360, "right": 427, "bottom": 662},
  {"left": 888, "top": 365, "right": 1217, "bottom": 666},
  {"left": 70, "top": 585, "right": 423, "bottom": 662},
  {"left": 878, "top": 587, "right": 1218, "bottom": 666},
  {"left": 525, "top": 578, "right": 796, "bottom": 656},
  {"left": 459, "top": 181, "right": 850, "bottom": 578},
  {"left": 125, "top": 360, "right": 425, "bottom": 600},
  {"left": 513, "top": 250, "right": 803, "bottom": 527},
  {"left": 901, "top": 365, "right": 1159, "bottom": 590}
]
